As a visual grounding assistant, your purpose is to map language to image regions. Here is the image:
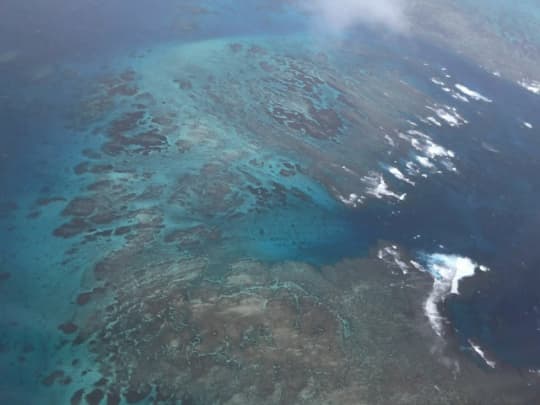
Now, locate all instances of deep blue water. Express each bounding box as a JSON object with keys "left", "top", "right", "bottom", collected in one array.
[{"left": 2, "top": 1, "right": 540, "bottom": 403}]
